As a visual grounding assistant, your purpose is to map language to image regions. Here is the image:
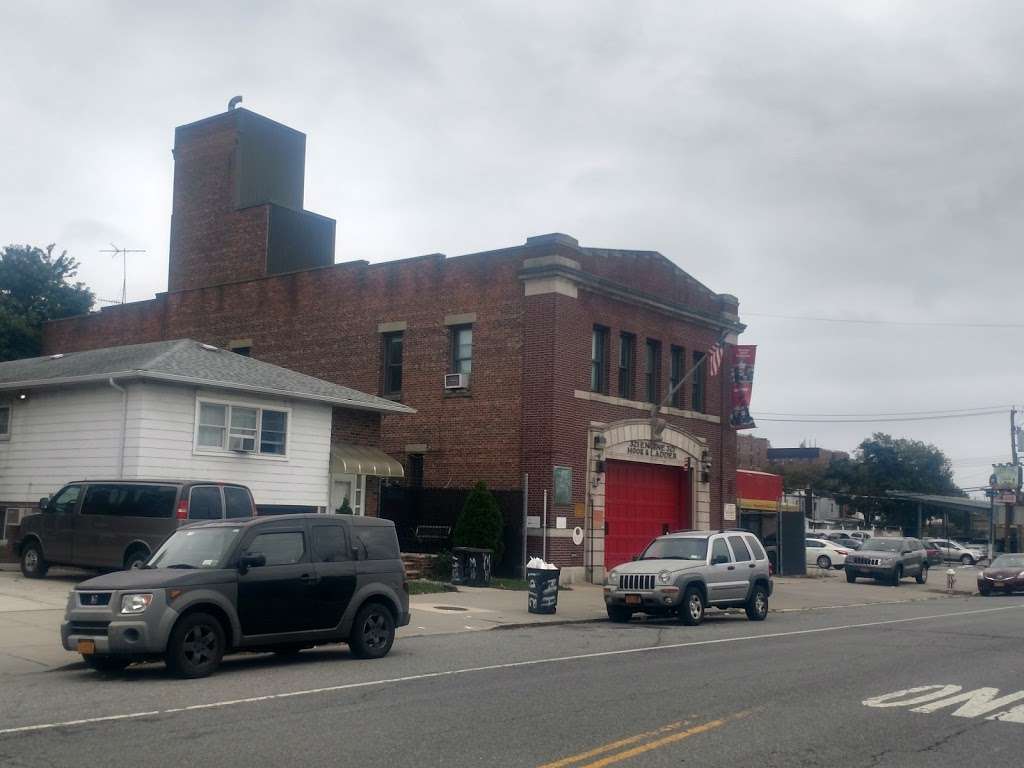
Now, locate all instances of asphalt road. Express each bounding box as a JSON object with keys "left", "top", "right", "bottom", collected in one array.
[{"left": 2, "top": 596, "right": 1024, "bottom": 767}]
